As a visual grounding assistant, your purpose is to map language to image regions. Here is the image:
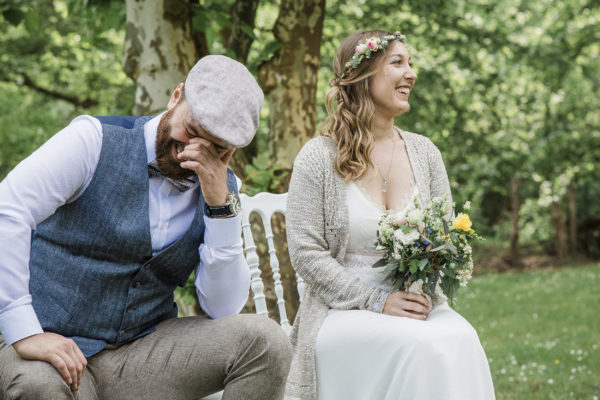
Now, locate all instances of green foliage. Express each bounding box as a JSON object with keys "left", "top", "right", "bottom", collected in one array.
[
  {"left": 243, "top": 153, "right": 288, "bottom": 195},
  {"left": 455, "top": 264, "right": 600, "bottom": 399},
  {"left": 174, "top": 273, "right": 198, "bottom": 306},
  {"left": 0, "top": 0, "right": 133, "bottom": 179},
  {"left": 1, "top": 0, "right": 599, "bottom": 257},
  {"left": 318, "top": 0, "right": 600, "bottom": 254}
]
